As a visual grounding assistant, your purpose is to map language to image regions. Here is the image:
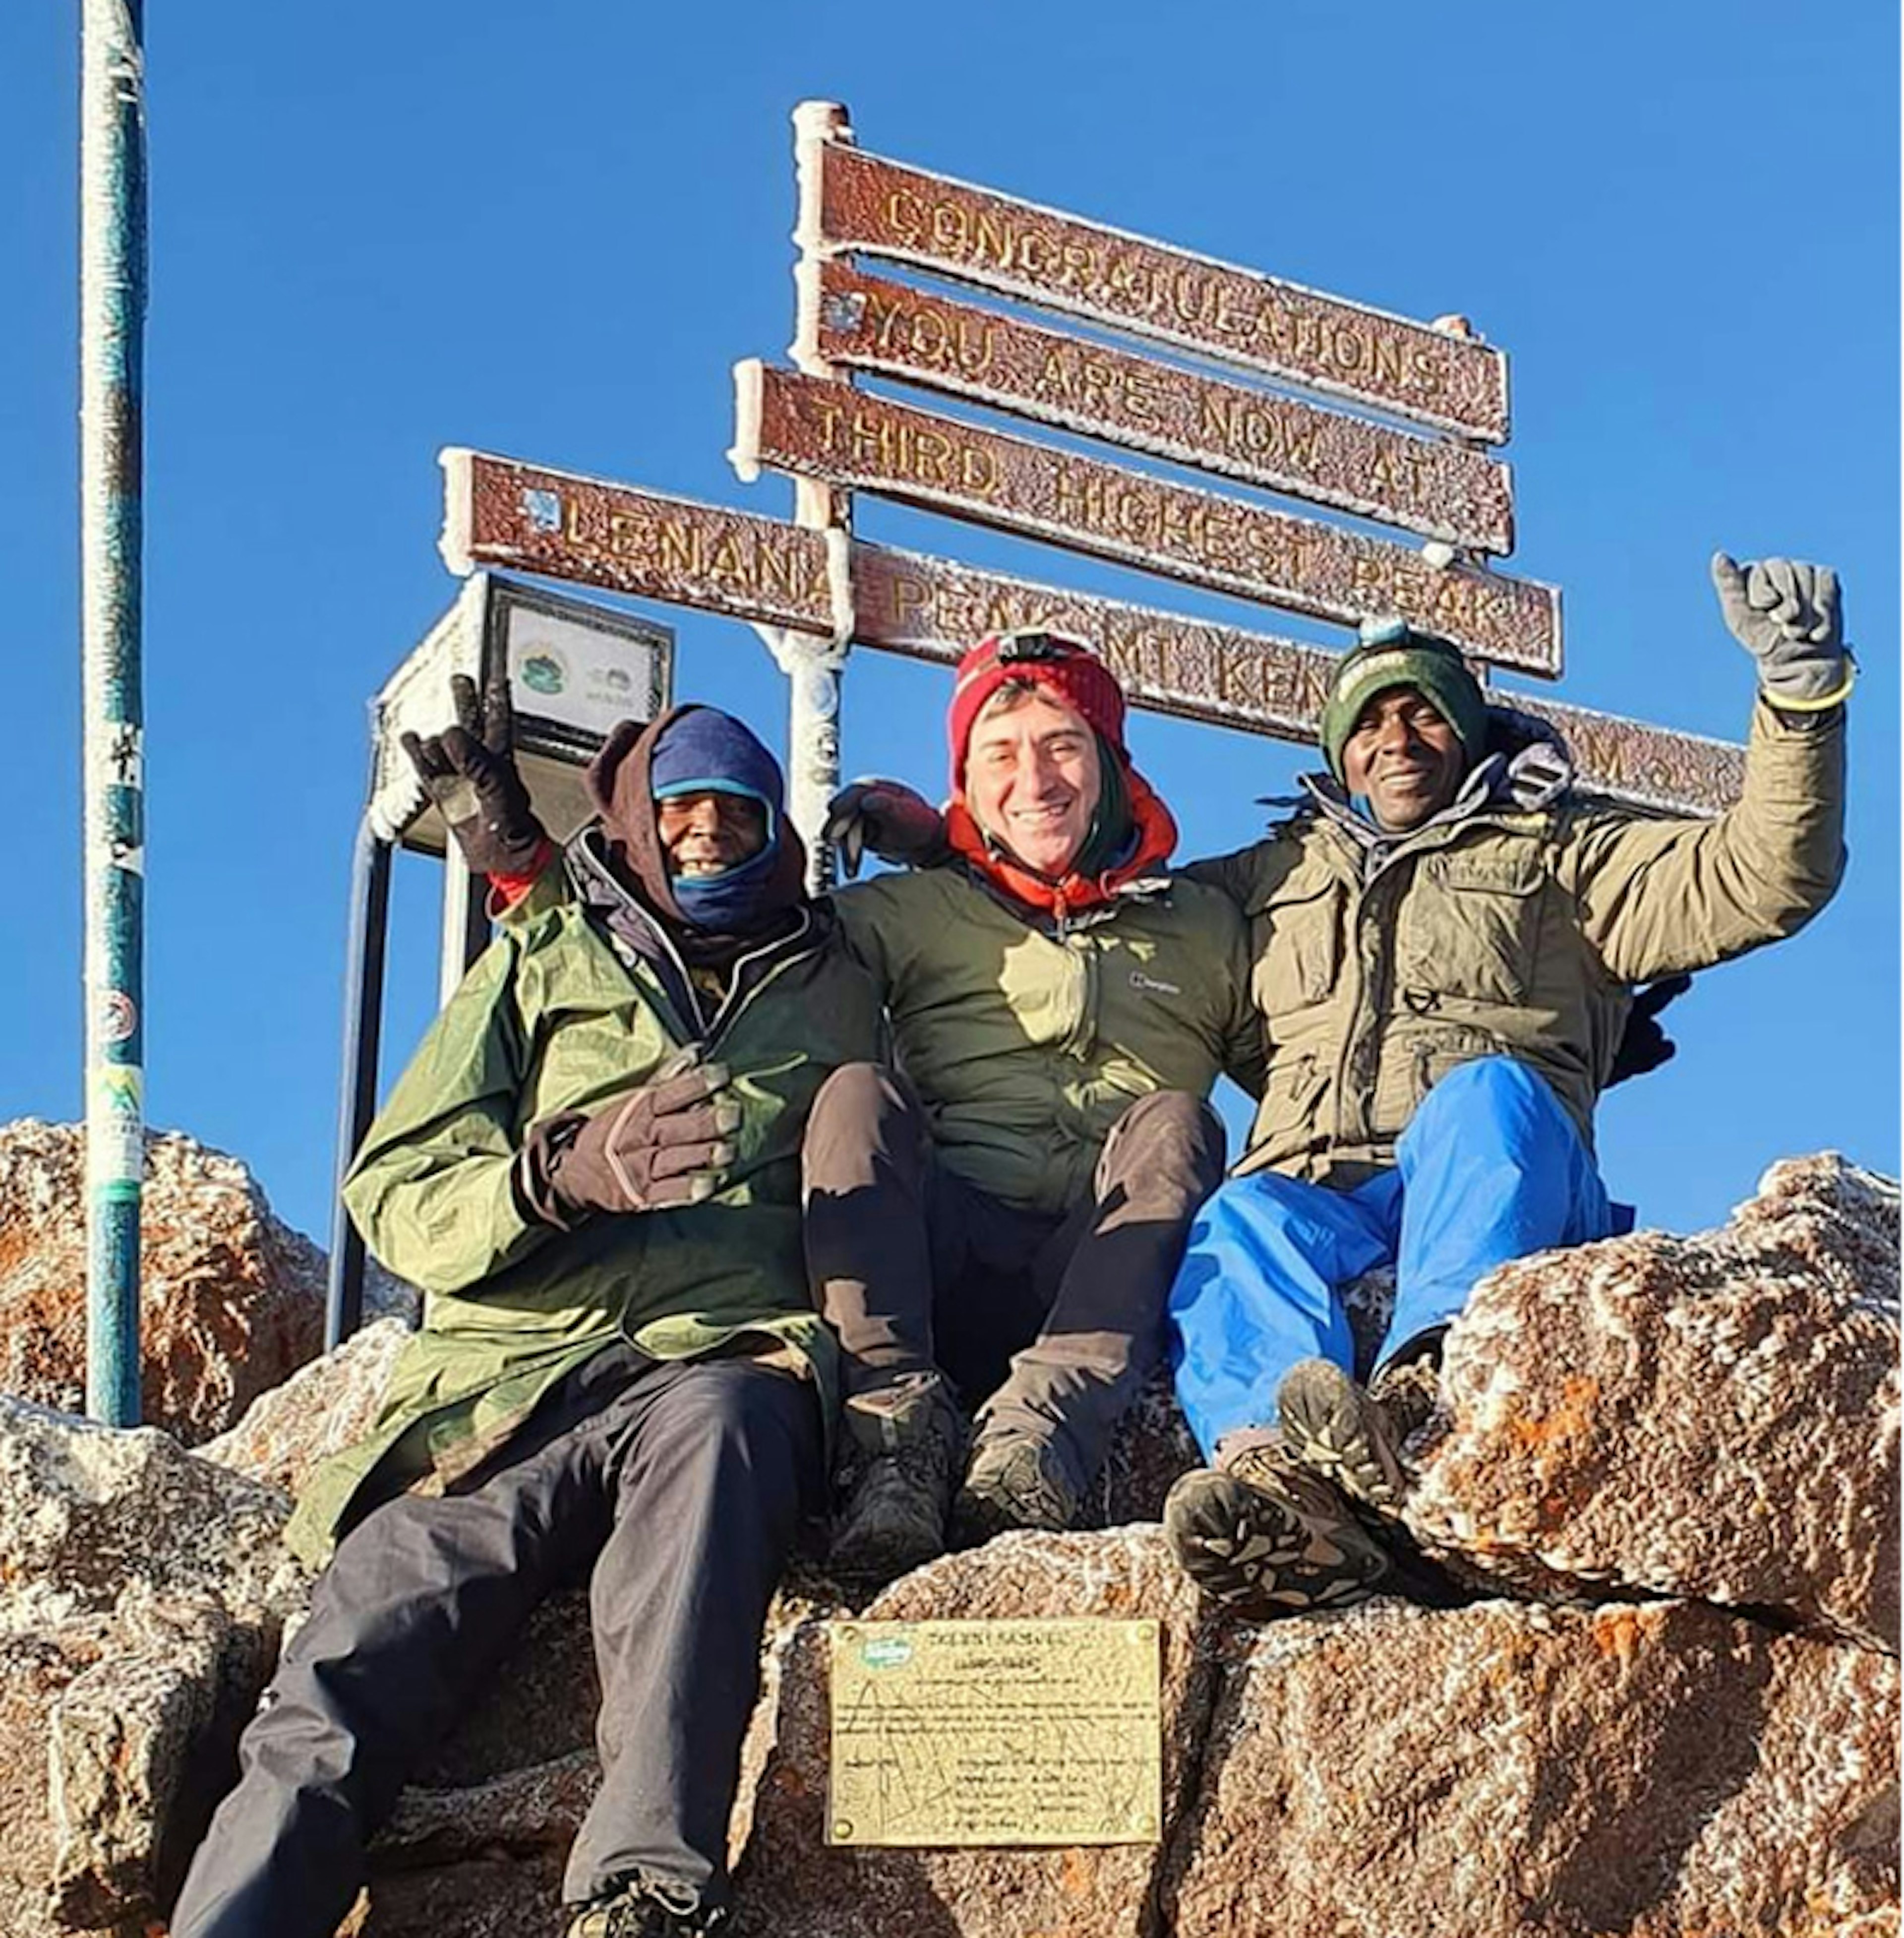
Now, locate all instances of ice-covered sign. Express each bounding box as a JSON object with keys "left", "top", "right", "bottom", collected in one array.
[
  {"left": 807, "top": 260, "right": 1515, "bottom": 555},
  {"left": 441, "top": 450, "right": 1742, "bottom": 815},
  {"left": 731, "top": 363, "right": 1561, "bottom": 674},
  {"left": 812, "top": 139, "right": 1510, "bottom": 444}
]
